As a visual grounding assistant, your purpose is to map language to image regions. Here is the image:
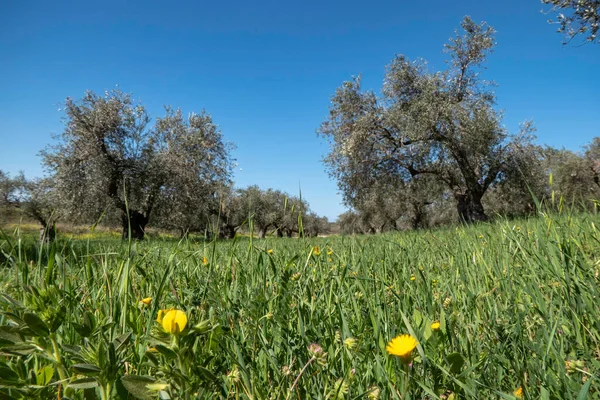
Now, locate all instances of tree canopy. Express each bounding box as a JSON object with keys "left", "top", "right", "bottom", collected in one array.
[
  {"left": 41, "top": 90, "right": 233, "bottom": 239},
  {"left": 319, "top": 17, "right": 540, "bottom": 223},
  {"left": 543, "top": 0, "right": 600, "bottom": 44}
]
